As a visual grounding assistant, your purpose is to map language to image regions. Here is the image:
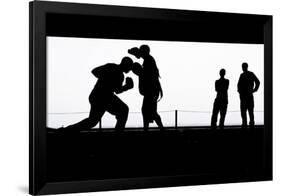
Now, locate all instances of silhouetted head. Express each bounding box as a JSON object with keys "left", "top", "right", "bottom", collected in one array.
[
  {"left": 242, "top": 62, "right": 248, "bottom": 72},
  {"left": 139, "top": 45, "right": 150, "bottom": 57},
  {"left": 219, "top": 69, "right": 226, "bottom": 78},
  {"left": 120, "top": 57, "right": 133, "bottom": 73}
]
